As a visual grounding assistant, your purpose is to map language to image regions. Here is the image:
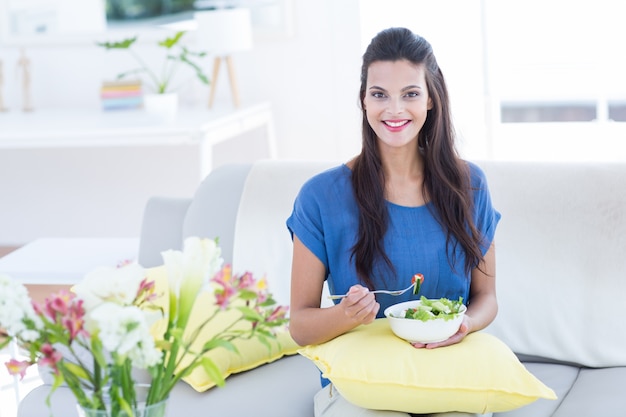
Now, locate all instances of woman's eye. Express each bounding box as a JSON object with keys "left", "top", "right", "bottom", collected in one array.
[
  {"left": 405, "top": 91, "right": 420, "bottom": 98},
  {"left": 371, "top": 91, "right": 386, "bottom": 99}
]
